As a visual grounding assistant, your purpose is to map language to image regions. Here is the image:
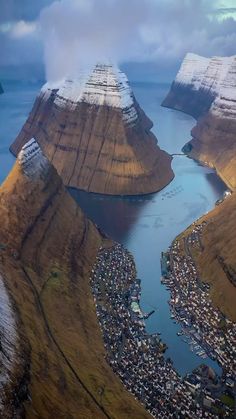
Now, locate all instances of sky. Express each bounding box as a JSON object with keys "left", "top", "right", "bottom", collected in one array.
[{"left": 0, "top": 0, "right": 236, "bottom": 82}]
